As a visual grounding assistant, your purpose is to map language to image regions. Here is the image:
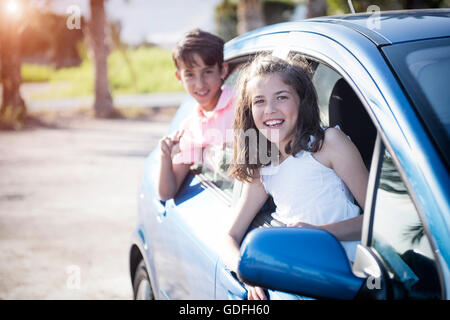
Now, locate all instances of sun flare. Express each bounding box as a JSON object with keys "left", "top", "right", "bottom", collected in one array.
[{"left": 5, "top": 0, "right": 21, "bottom": 15}]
